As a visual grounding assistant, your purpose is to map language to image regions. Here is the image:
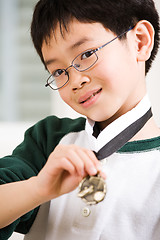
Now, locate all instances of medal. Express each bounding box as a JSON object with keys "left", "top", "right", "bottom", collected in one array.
[{"left": 78, "top": 174, "right": 106, "bottom": 205}]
